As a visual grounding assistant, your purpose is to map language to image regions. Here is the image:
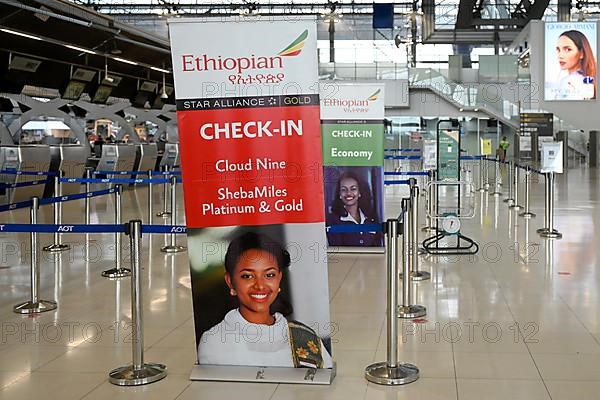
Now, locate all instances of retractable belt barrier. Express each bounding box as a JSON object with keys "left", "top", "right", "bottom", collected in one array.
[
  {"left": 0, "top": 179, "right": 52, "bottom": 190},
  {"left": 384, "top": 171, "right": 429, "bottom": 176},
  {"left": 0, "top": 223, "right": 187, "bottom": 234},
  {"left": 384, "top": 148, "right": 422, "bottom": 153},
  {"left": 0, "top": 187, "right": 117, "bottom": 213},
  {"left": 0, "top": 169, "right": 57, "bottom": 176},
  {"left": 93, "top": 170, "right": 181, "bottom": 176},
  {"left": 60, "top": 177, "right": 182, "bottom": 185},
  {"left": 384, "top": 155, "right": 423, "bottom": 160},
  {"left": 326, "top": 223, "right": 383, "bottom": 234},
  {"left": 384, "top": 179, "right": 410, "bottom": 186}
]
